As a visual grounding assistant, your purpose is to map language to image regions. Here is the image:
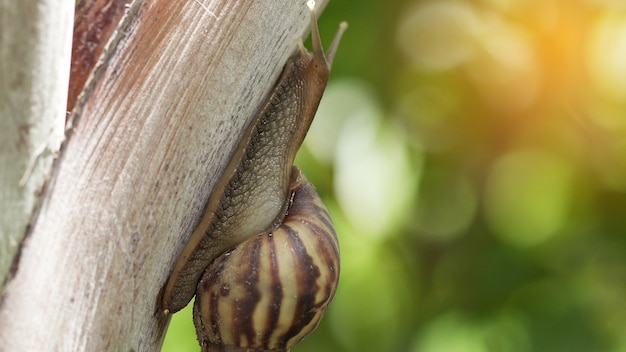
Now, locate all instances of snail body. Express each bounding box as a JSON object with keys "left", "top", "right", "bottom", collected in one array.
[
  {"left": 163, "top": 1, "right": 346, "bottom": 351},
  {"left": 162, "top": 0, "right": 346, "bottom": 314},
  {"left": 194, "top": 168, "right": 339, "bottom": 352}
]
